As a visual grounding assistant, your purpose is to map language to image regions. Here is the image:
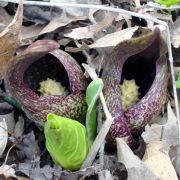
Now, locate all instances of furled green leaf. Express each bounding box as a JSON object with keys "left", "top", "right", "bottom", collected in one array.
[
  {"left": 86, "top": 78, "right": 103, "bottom": 145},
  {"left": 176, "top": 72, "right": 180, "bottom": 88},
  {"left": 44, "top": 113, "right": 89, "bottom": 171},
  {"left": 155, "top": 0, "right": 180, "bottom": 7}
]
